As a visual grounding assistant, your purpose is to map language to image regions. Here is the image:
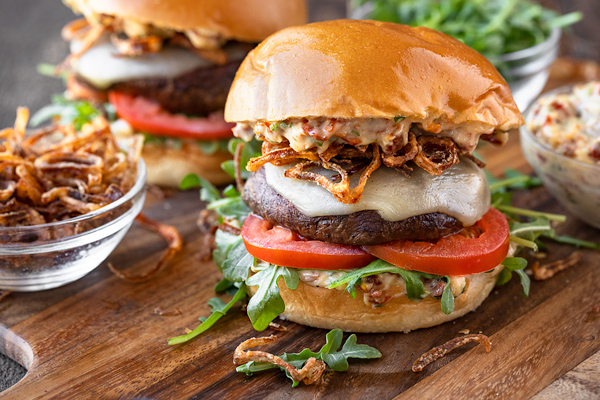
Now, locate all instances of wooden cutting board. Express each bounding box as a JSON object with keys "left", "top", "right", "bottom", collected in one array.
[{"left": 0, "top": 128, "right": 599, "bottom": 399}]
